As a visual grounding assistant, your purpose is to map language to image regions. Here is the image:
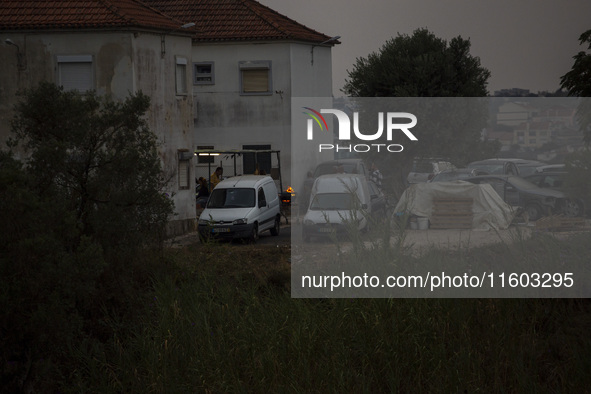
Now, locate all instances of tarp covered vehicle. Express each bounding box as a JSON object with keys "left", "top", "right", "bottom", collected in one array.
[{"left": 394, "top": 181, "right": 517, "bottom": 230}]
